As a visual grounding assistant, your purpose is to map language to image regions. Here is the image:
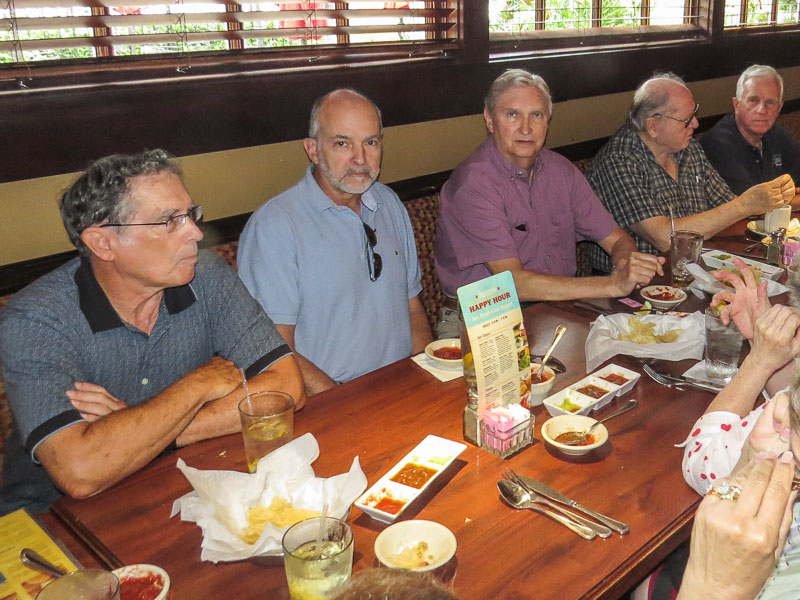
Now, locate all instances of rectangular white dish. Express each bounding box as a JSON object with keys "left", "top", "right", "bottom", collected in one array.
[
  {"left": 701, "top": 250, "right": 783, "bottom": 281},
  {"left": 355, "top": 435, "right": 466, "bottom": 523},
  {"left": 543, "top": 388, "right": 596, "bottom": 417},
  {"left": 592, "top": 363, "right": 641, "bottom": 397}
]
